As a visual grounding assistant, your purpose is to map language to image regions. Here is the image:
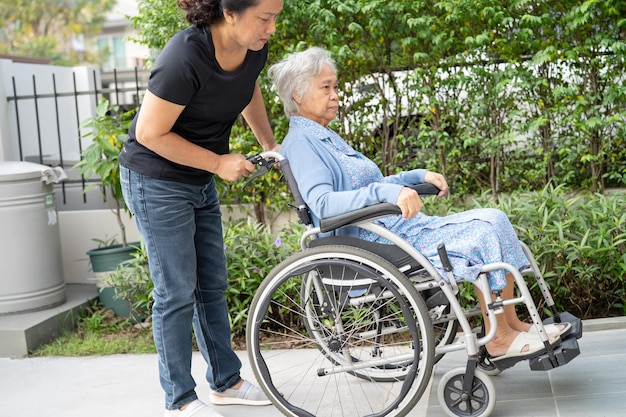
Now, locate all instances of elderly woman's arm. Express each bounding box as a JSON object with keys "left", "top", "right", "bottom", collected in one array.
[
  {"left": 381, "top": 169, "right": 427, "bottom": 186},
  {"left": 283, "top": 137, "right": 407, "bottom": 219}
]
